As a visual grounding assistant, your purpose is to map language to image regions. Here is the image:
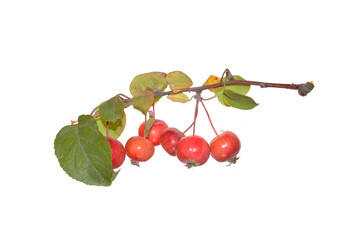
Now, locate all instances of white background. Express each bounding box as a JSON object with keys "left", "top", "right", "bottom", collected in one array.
[{"left": 1, "top": 0, "right": 360, "bottom": 239}]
